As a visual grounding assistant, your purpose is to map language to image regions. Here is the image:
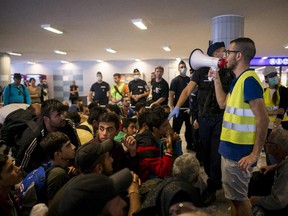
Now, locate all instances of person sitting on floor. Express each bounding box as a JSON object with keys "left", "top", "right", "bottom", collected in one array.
[
  {"left": 249, "top": 129, "right": 288, "bottom": 215},
  {"left": 0, "top": 154, "right": 22, "bottom": 216}
]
